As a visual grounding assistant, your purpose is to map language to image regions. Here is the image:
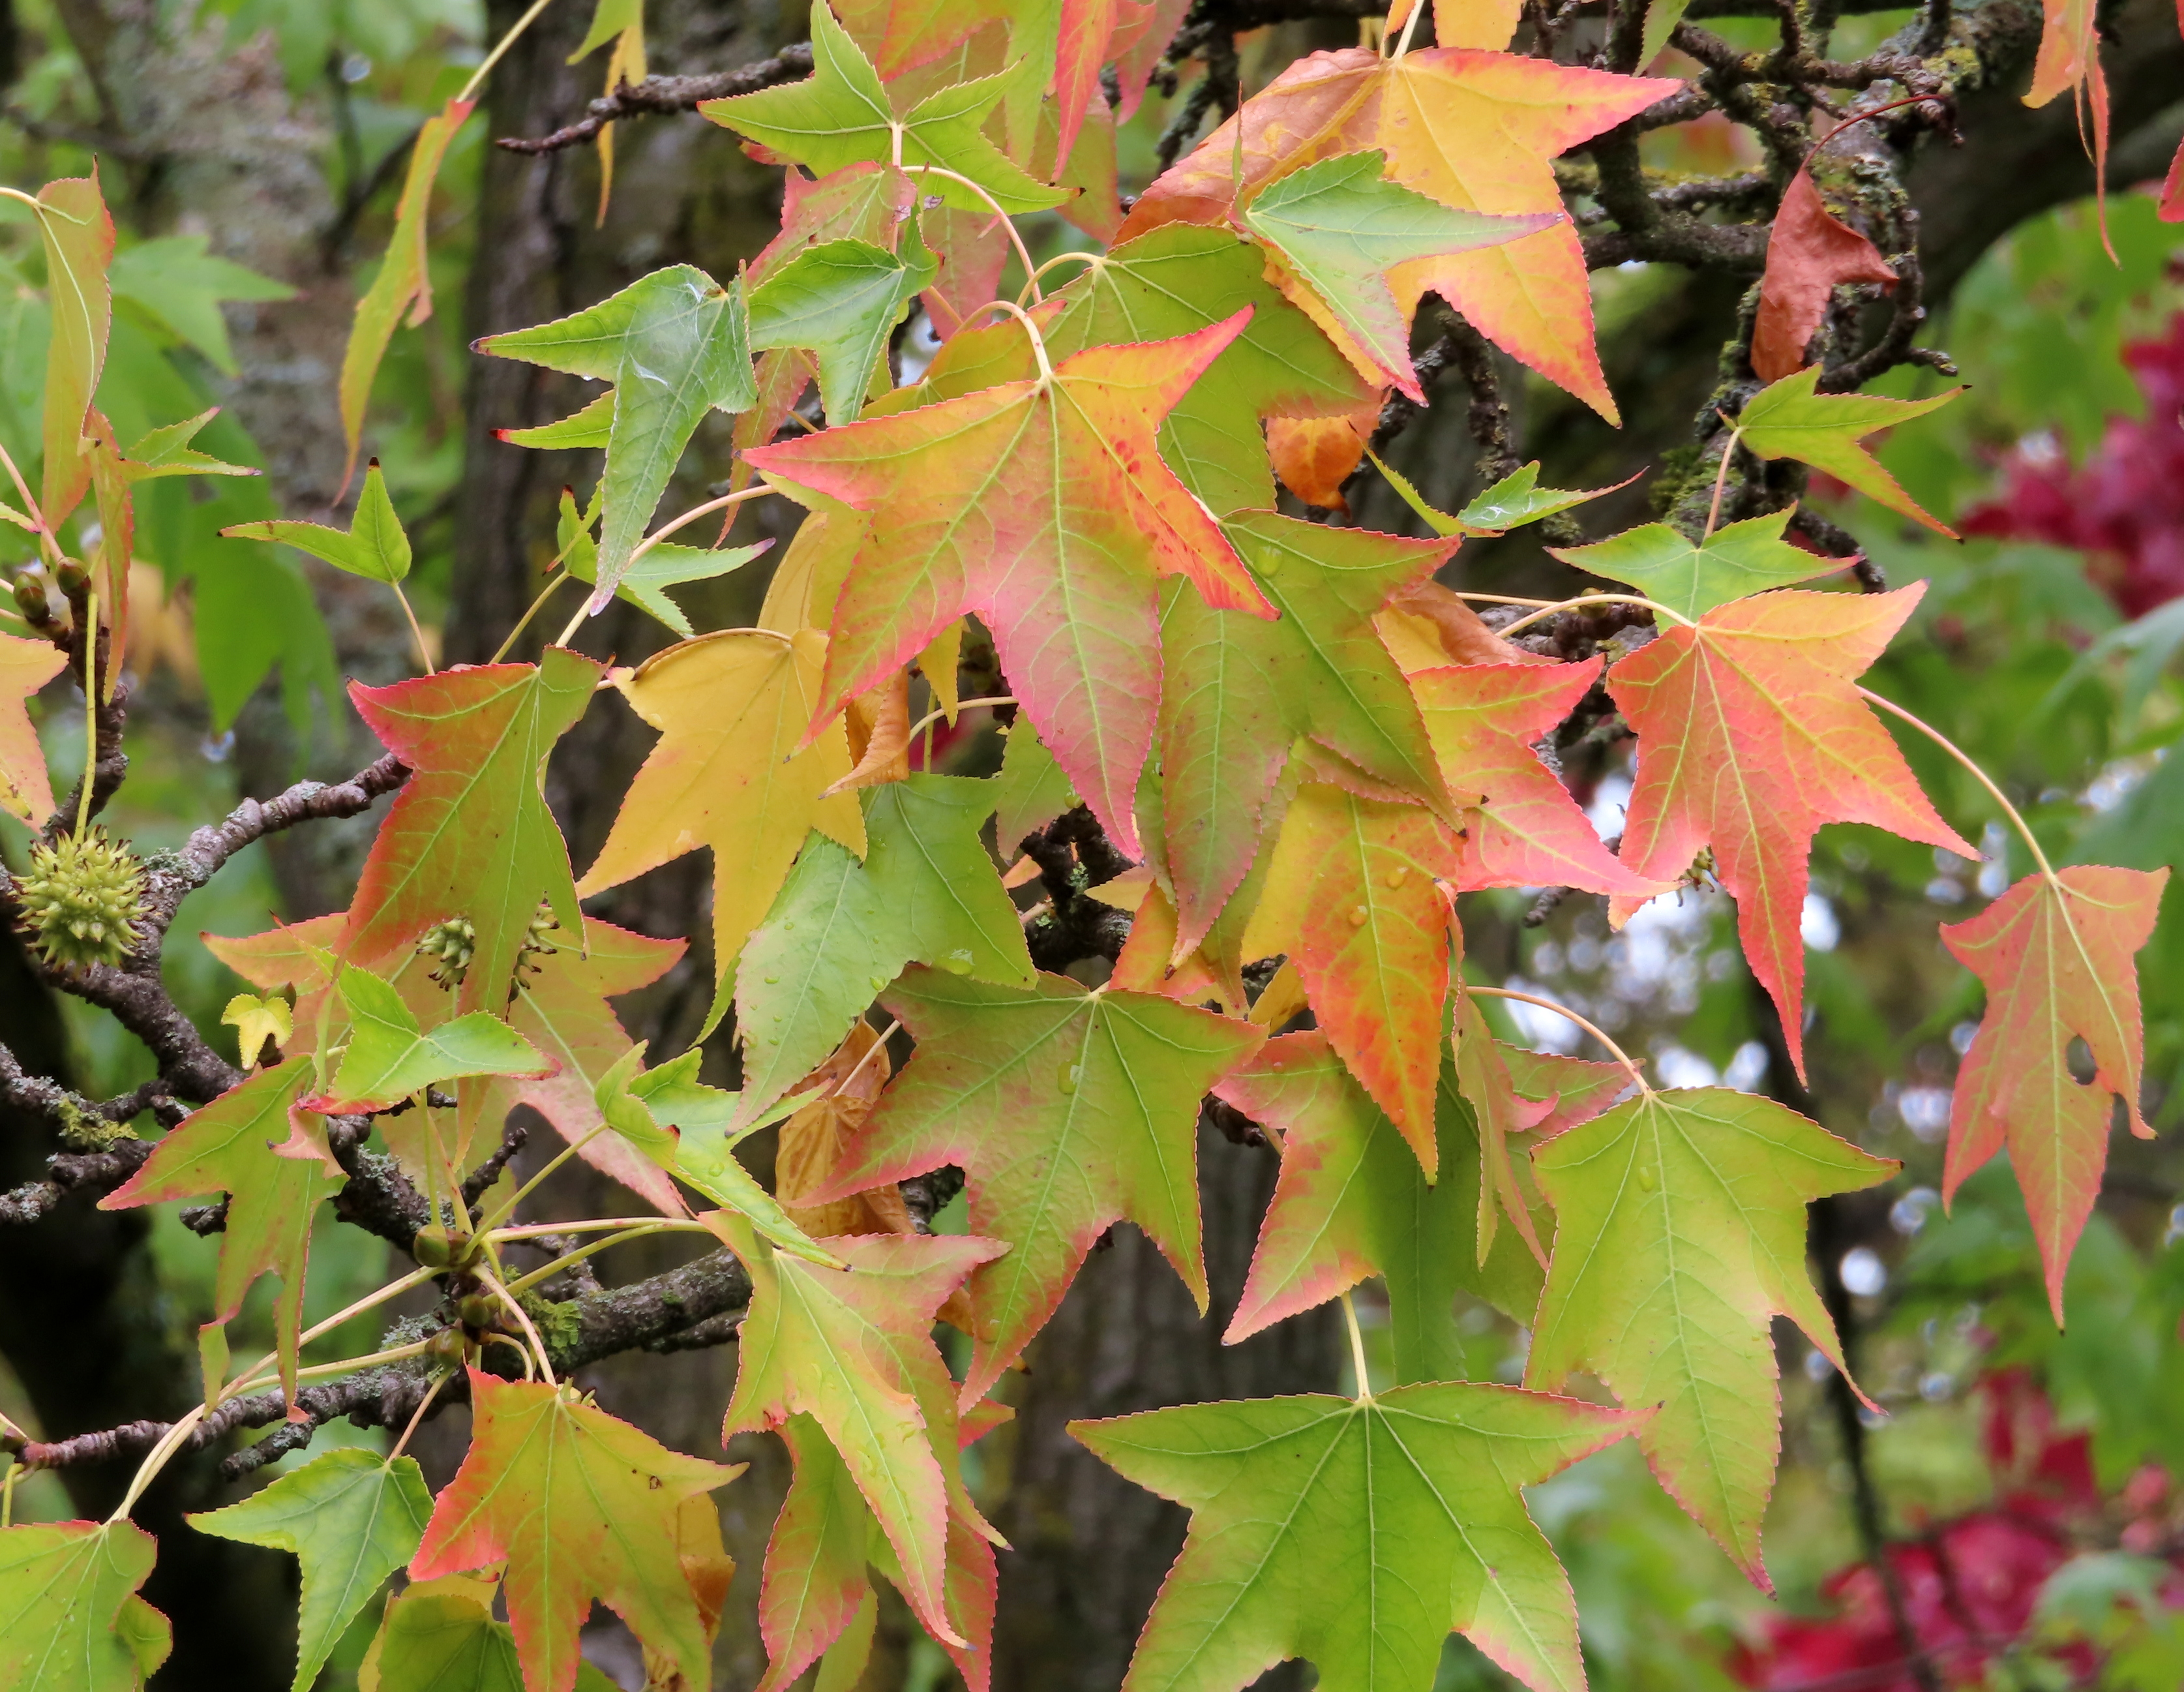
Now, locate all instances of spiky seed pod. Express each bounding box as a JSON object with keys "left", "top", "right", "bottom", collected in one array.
[
  {"left": 15, "top": 828, "right": 147, "bottom": 971},
  {"left": 417, "top": 916, "right": 477, "bottom": 990}
]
